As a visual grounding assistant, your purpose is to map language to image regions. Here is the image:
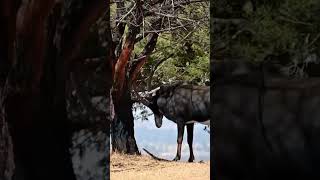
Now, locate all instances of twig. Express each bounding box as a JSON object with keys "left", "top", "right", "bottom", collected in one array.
[
  {"left": 116, "top": 1, "right": 136, "bottom": 26},
  {"left": 307, "top": 32, "right": 320, "bottom": 48},
  {"left": 278, "top": 17, "right": 312, "bottom": 26}
]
